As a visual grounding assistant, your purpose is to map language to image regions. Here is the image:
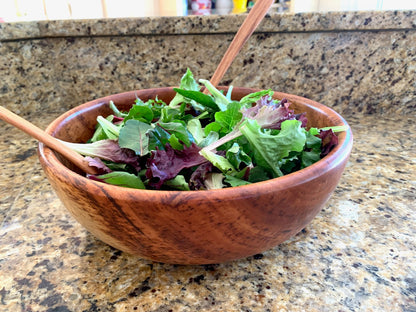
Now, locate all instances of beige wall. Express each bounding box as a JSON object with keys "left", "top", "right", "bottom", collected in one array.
[
  {"left": 291, "top": 0, "right": 416, "bottom": 12},
  {"left": 1, "top": 0, "right": 186, "bottom": 21}
]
